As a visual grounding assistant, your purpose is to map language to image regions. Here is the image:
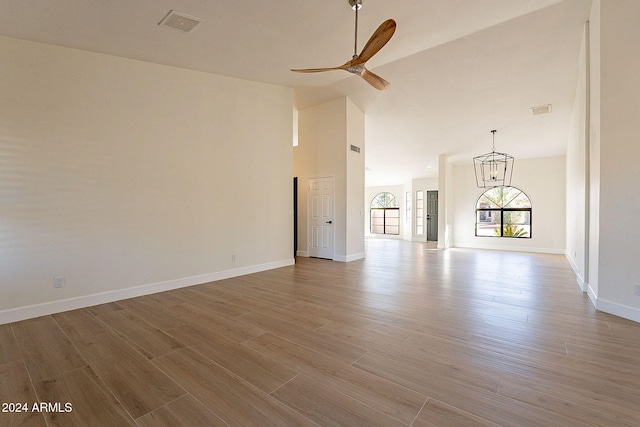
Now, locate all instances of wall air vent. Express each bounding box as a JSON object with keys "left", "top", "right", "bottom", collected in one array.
[
  {"left": 531, "top": 104, "right": 552, "bottom": 115},
  {"left": 158, "top": 10, "right": 202, "bottom": 33},
  {"left": 350, "top": 145, "right": 361, "bottom": 153}
]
